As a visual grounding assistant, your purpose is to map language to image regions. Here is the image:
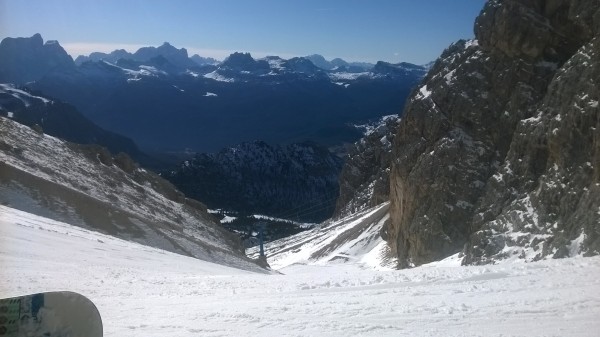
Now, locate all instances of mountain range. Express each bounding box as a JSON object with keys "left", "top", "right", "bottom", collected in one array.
[
  {"left": 0, "top": 34, "right": 426, "bottom": 225},
  {"left": 0, "top": 34, "right": 426, "bottom": 154},
  {"left": 73, "top": 42, "right": 219, "bottom": 67}
]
